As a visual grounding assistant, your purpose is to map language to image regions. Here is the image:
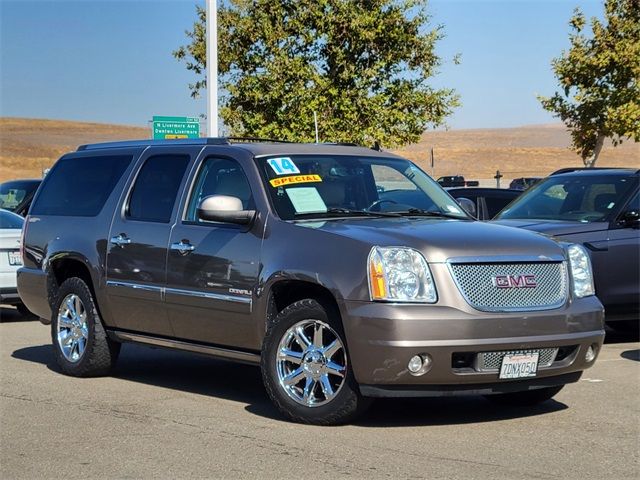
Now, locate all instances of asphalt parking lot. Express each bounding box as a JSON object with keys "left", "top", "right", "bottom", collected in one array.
[{"left": 1, "top": 307, "right": 638, "bottom": 480}]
